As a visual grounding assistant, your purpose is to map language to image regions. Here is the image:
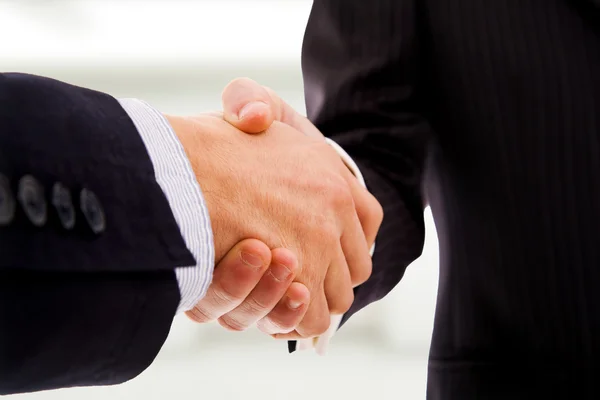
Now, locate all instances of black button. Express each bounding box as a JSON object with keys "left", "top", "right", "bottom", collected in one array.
[
  {"left": 52, "top": 182, "right": 76, "bottom": 230},
  {"left": 80, "top": 188, "right": 105, "bottom": 234},
  {"left": 17, "top": 175, "right": 47, "bottom": 227},
  {"left": 0, "top": 174, "right": 16, "bottom": 226}
]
